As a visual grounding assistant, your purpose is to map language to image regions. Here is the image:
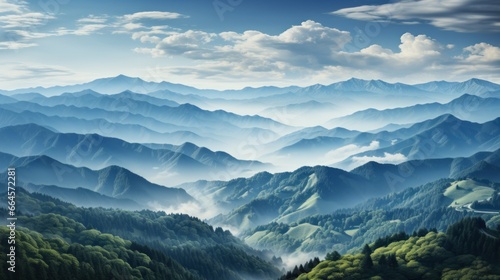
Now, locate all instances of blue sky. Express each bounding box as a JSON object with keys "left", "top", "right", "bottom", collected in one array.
[{"left": 1, "top": 0, "right": 499, "bottom": 89}]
